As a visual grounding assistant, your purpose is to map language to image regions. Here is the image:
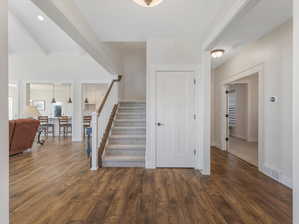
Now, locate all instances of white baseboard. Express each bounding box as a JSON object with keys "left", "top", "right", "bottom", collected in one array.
[
  {"left": 212, "top": 142, "right": 223, "bottom": 150},
  {"left": 231, "top": 134, "right": 247, "bottom": 140},
  {"left": 260, "top": 164, "right": 292, "bottom": 189},
  {"left": 247, "top": 137, "right": 258, "bottom": 142},
  {"left": 90, "top": 167, "right": 98, "bottom": 171},
  {"left": 72, "top": 138, "right": 82, "bottom": 142},
  {"left": 145, "top": 160, "right": 156, "bottom": 169}
]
